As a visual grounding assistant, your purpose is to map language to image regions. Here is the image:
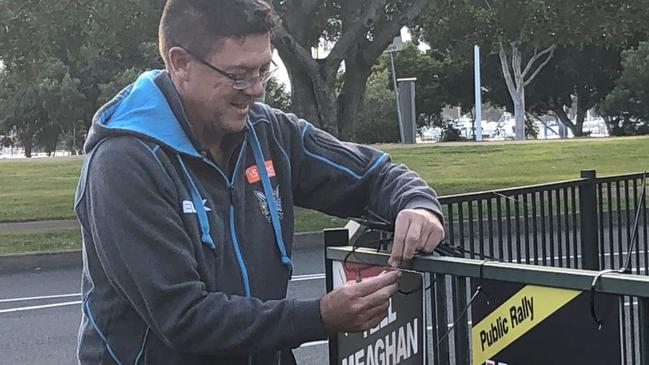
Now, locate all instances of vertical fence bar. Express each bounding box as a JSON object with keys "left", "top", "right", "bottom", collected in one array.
[
  {"left": 638, "top": 181, "right": 649, "bottom": 275},
  {"left": 625, "top": 180, "right": 632, "bottom": 268},
  {"left": 515, "top": 194, "right": 522, "bottom": 263},
  {"left": 618, "top": 182, "right": 624, "bottom": 268},
  {"left": 634, "top": 178, "right": 641, "bottom": 275},
  {"left": 540, "top": 190, "right": 548, "bottom": 266},
  {"left": 429, "top": 274, "right": 439, "bottom": 365},
  {"left": 622, "top": 297, "right": 628, "bottom": 365},
  {"left": 434, "top": 275, "right": 450, "bottom": 365},
  {"left": 532, "top": 192, "right": 539, "bottom": 265},
  {"left": 548, "top": 190, "right": 556, "bottom": 267},
  {"left": 556, "top": 189, "right": 564, "bottom": 267},
  {"left": 448, "top": 204, "right": 455, "bottom": 247},
  {"left": 608, "top": 182, "right": 615, "bottom": 269},
  {"left": 487, "top": 198, "right": 494, "bottom": 259},
  {"left": 452, "top": 277, "right": 469, "bottom": 365},
  {"left": 468, "top": 201, "right": 475, "bottom": 259},
  {"left": 497, "top": 197, "right": 504, "bottom": 261},
  {"left": 523, "top": 193, "right": 530, "bottom": 264},
  {"left": 571, "top": 186, "right": 579, "bottom": 268},
  {"left": 563, "top": 187, "right": 571, "bottom": 268},
  {"left": 597, "top": 182, "right": 606, "bottom": 269},
  {"left": 478, "top": 199, "right": 485, "bottom": 258},
  {"left": 506, "top": 197, "right": 513, "bottom": 262},
  {"left": 580, "top": 170, "right": 599, "bottom": 270},
  {"left": 640, "top": 297, "right": 649, "bottom": 365},
  {"left": 459, "top": 202, "right": 466, "bottom": 254},
  {"left": 631, "top": 296, "right": 637, "bottom": 365},
  {"left": 323, "top": 228, "right": 349, "bottom": 365}
]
